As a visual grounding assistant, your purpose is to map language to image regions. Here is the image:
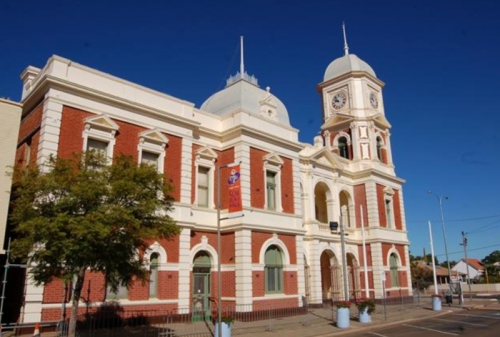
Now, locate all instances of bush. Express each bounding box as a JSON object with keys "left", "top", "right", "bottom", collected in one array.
[{"left": 355, "top": 299, "right": 375, "bottom": 314}]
